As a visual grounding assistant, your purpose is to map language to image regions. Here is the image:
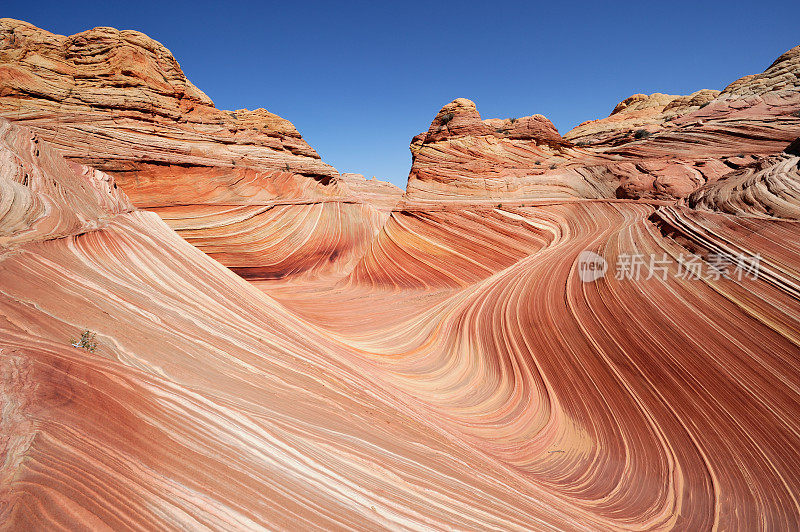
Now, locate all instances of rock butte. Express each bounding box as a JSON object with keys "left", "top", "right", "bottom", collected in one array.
[{"left": 2, "top": 18, "right": 800, "bottom": 531}]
